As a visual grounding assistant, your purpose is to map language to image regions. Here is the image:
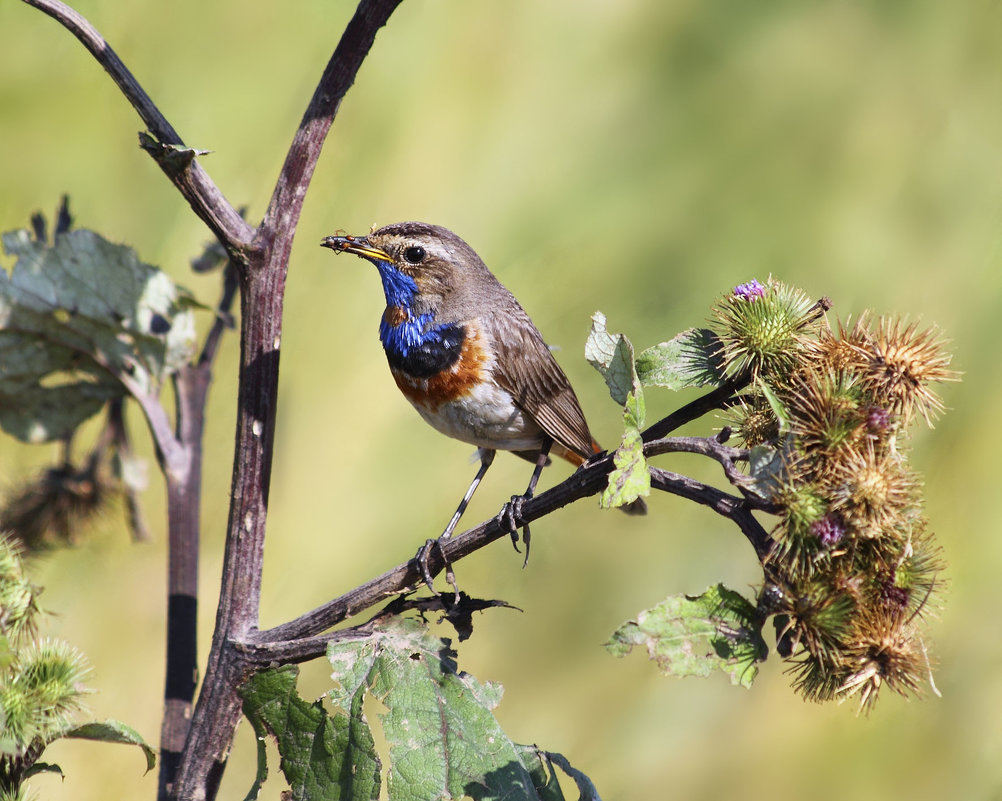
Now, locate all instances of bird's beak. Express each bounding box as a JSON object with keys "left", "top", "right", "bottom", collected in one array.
[{"left": 320, "top": 234, "right": 391, "bottom": 263}]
